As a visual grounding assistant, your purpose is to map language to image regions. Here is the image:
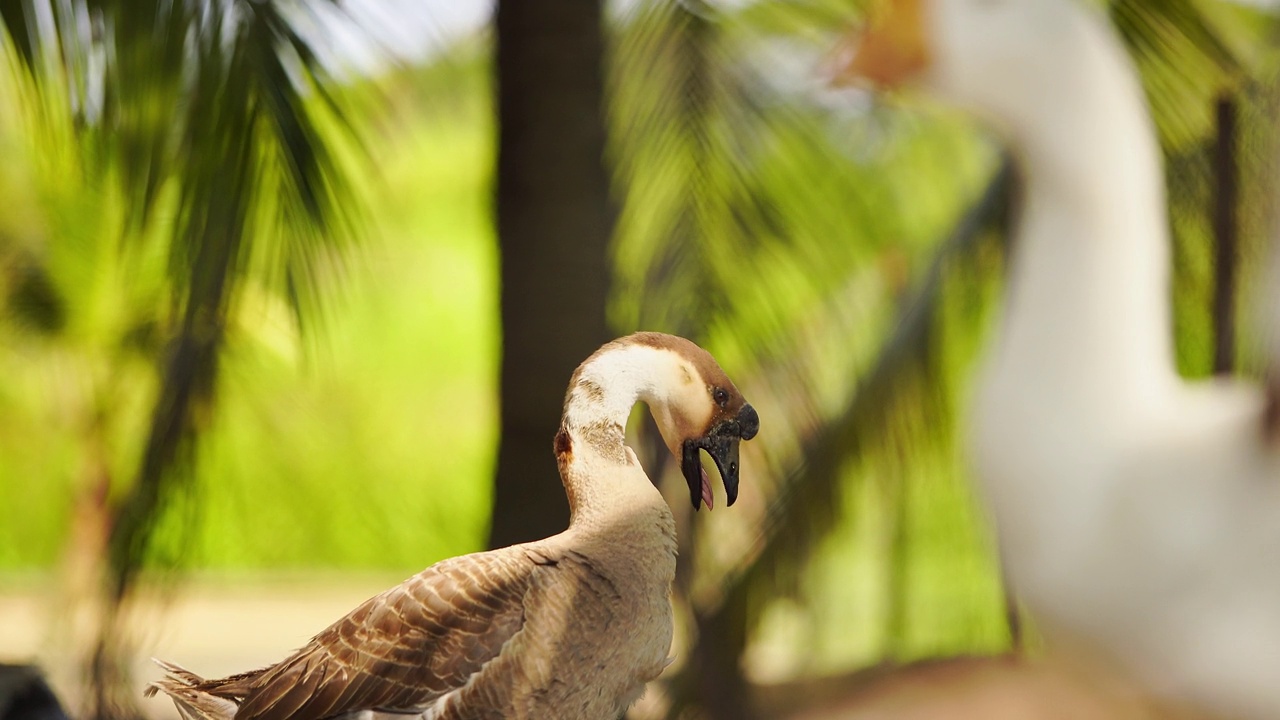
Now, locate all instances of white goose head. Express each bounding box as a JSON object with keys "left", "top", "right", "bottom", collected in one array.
[
  {"left": 562, "top": 332, "right": 760, "bottom": 510},
  {"left": 832, "top": 0, "right": 1141, "bottom": 155},
  {"left": 830, "top": 0, "right": 1173, "bottom": 389}
]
